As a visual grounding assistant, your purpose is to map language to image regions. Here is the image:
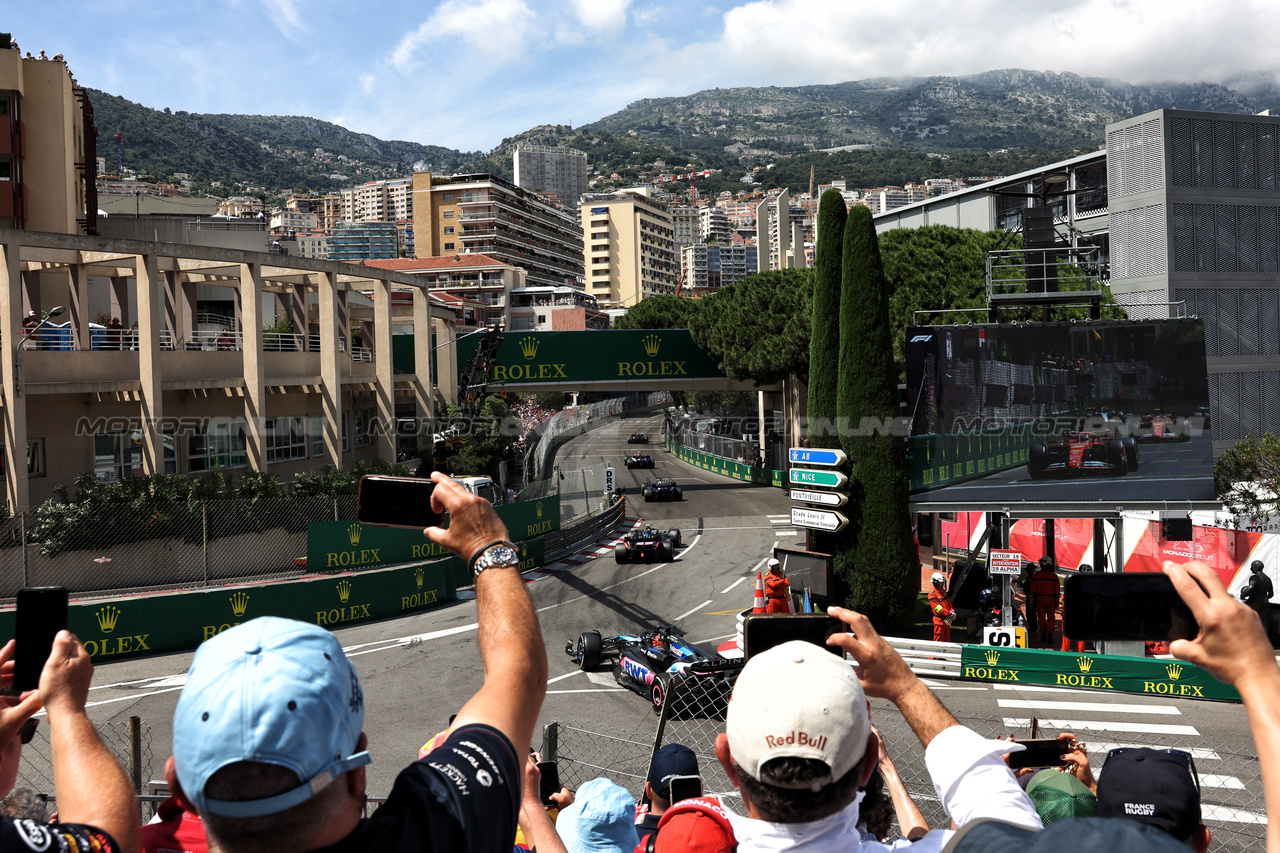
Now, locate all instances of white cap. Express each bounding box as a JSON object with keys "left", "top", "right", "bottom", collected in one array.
[
  {"left": 26, "top": 311, "right": 35, "bottom": 317},
  {"left": 726, "top": 640, "right": 869, "bottom": 790},
  {"left": 767, "top": 558, "right": 781, "bottom": 570},
  {"left": 931, "top": 572, "right": 945, "bottom": 585}
]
